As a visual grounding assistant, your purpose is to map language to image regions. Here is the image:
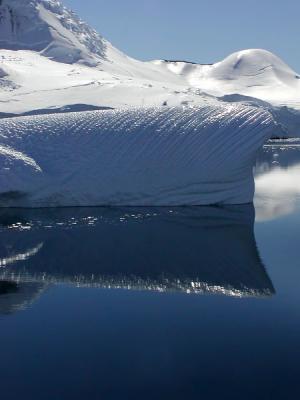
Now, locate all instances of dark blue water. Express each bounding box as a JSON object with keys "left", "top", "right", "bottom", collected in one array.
[{"left": 0, "top": 143, "right": 300, "bottom": 400}]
